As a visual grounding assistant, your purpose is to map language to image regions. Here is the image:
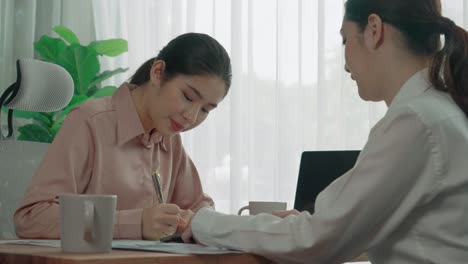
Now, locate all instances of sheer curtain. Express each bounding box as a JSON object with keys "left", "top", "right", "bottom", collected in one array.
[
  {"left": 0, "top": 0, "right": 37, "bottom": 94},
  {"left": 90, "top": 0, "right": 467, "bottom": 214},
  {"left": 0, "top": 0, "right": 96, "bottom": 139},
  {"left": 0, "top": 0, "right": 96, "bottom": 94}
]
